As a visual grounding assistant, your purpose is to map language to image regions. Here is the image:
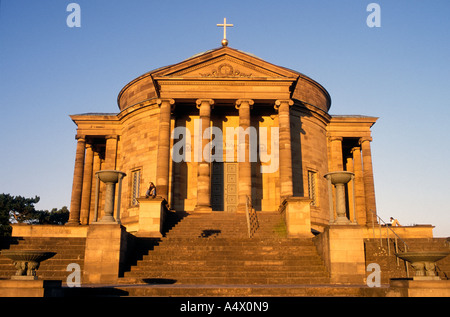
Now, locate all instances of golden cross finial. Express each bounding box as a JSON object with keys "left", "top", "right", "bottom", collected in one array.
[{"left": 217, "top": 18, "right": 233, "bottom": 47}]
